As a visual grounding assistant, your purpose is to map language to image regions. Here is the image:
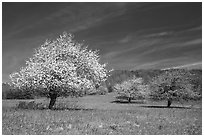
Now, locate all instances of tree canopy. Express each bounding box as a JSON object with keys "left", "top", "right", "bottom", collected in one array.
[
  {"left": 149, "top": 70, "right": 201, "bottom": 107},
  {"left": 114, "top": 77, "right": 148, "bottom": 103},
  {"left": 9, "top": 32, "right": 111, "bottom": 108}
]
